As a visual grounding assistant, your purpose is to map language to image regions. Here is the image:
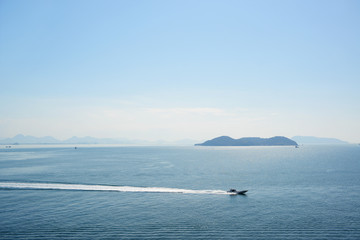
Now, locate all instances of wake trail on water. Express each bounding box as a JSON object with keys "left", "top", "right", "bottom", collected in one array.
[{"left": 0, "top": 182, "right": 229, "bottom": 195}]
